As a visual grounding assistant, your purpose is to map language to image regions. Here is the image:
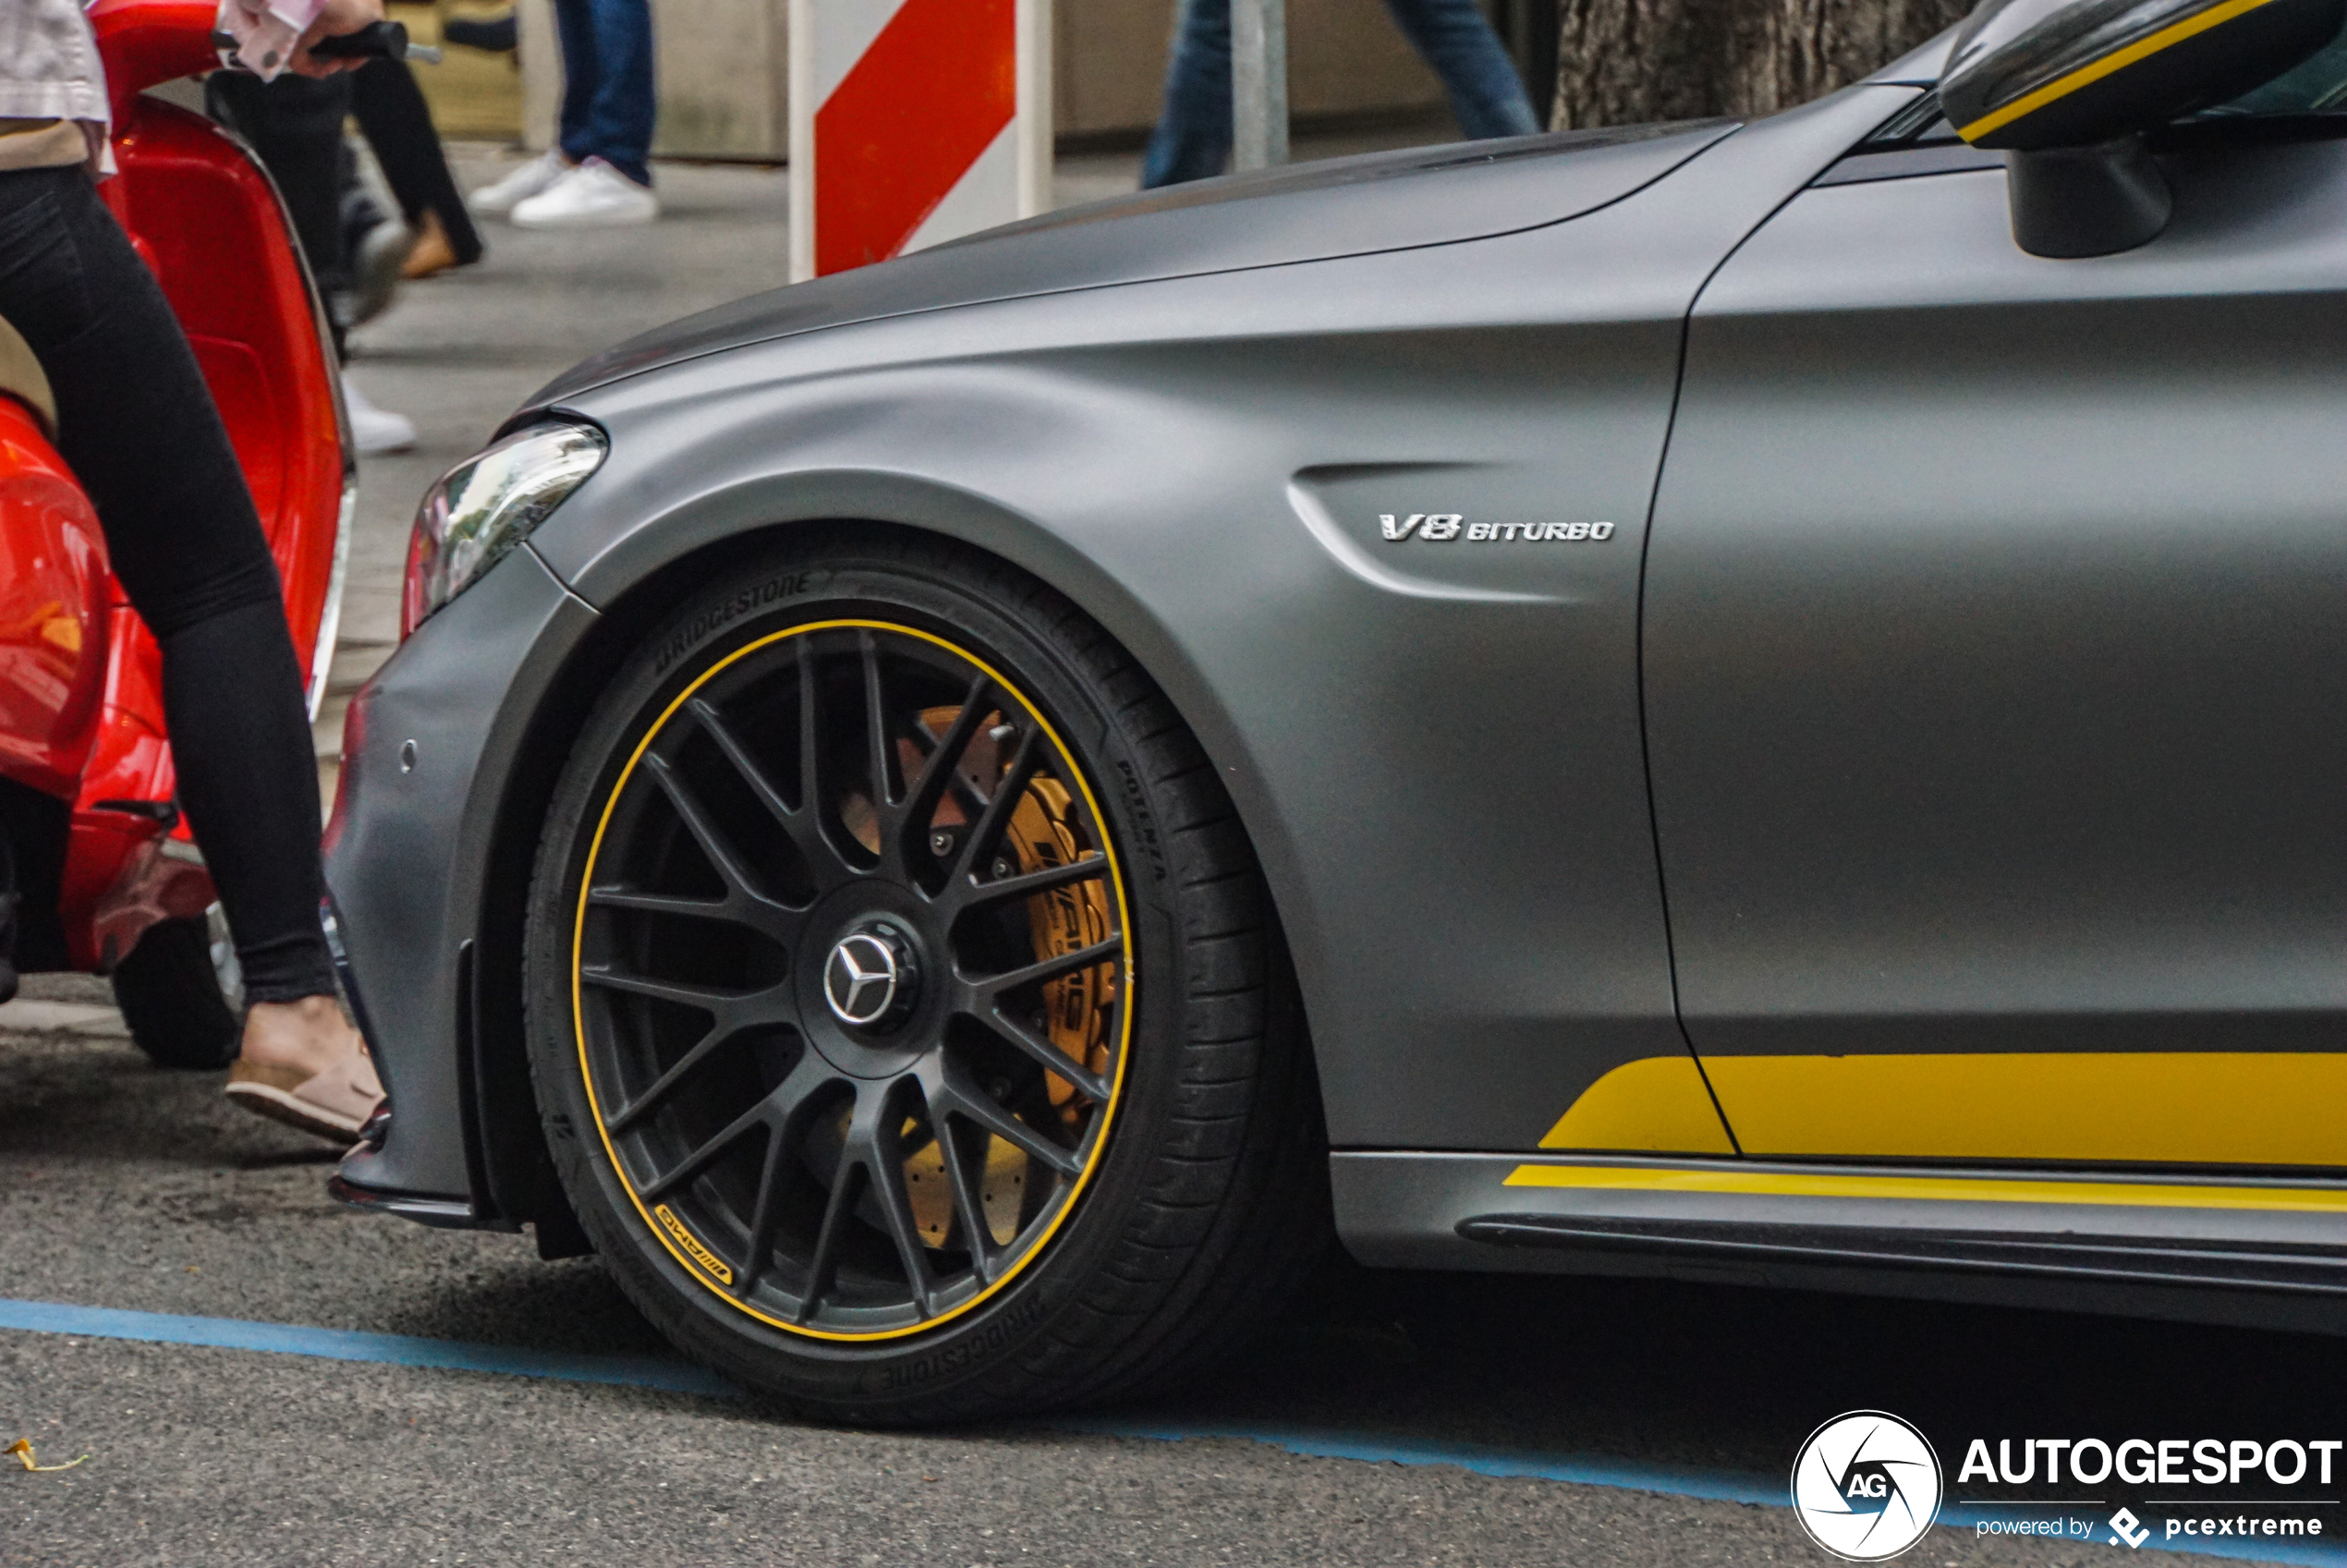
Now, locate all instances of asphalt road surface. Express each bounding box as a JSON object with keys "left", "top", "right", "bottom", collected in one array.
[
  {"left": 7, "top": 151, "right": 2340, "bottom": 1568},
  {"left": 9, "top": 987, "right": 2343, "bottom": 1568}
]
